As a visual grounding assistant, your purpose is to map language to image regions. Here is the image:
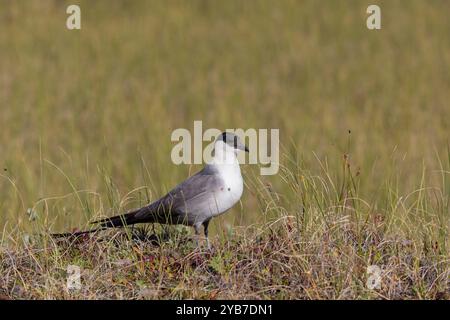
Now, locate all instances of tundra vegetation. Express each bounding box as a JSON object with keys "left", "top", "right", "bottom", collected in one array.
[{"left": 0, "top": 1, "right": 448, "bottom": 299}]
